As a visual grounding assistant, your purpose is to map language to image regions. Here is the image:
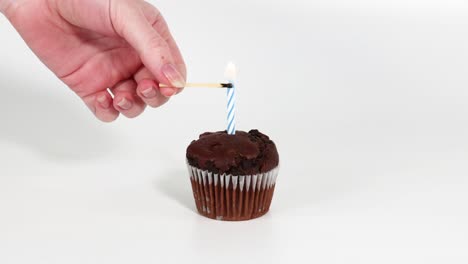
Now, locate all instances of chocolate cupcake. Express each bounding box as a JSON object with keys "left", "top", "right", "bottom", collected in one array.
[{"left": 186, "top": 129, "right": 279, "bottom": 221}]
